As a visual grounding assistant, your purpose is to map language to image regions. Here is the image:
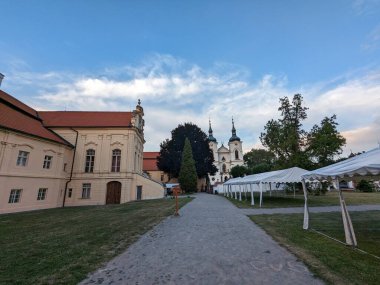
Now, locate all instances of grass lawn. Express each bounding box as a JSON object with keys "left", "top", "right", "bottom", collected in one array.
[
  {"left": 0, "top": 197, "right": 193, "bottom": 285},
  {"left": 250, "top": 211, "right": 380, "bottom": 285},
  {"left": 226, "top": 191, "right": 380, "bottom": 208}
]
